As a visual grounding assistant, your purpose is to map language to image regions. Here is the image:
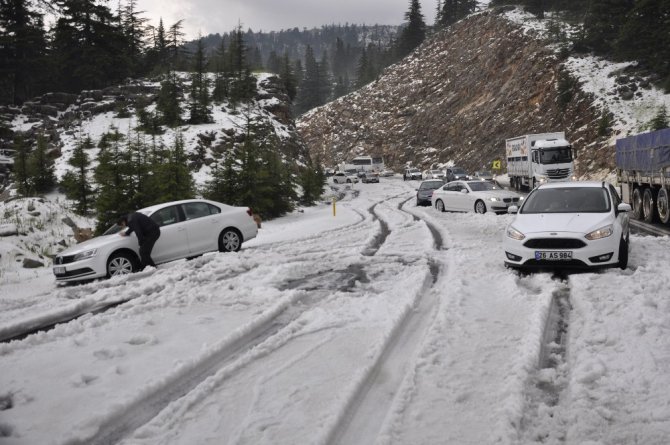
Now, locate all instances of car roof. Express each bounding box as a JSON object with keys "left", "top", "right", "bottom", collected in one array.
[
  {"left": 537, "top": 181, "right": 607, "bottom": 190},
  {"left": 138, "top": 199, "right": 221, "bottom": 213}
]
